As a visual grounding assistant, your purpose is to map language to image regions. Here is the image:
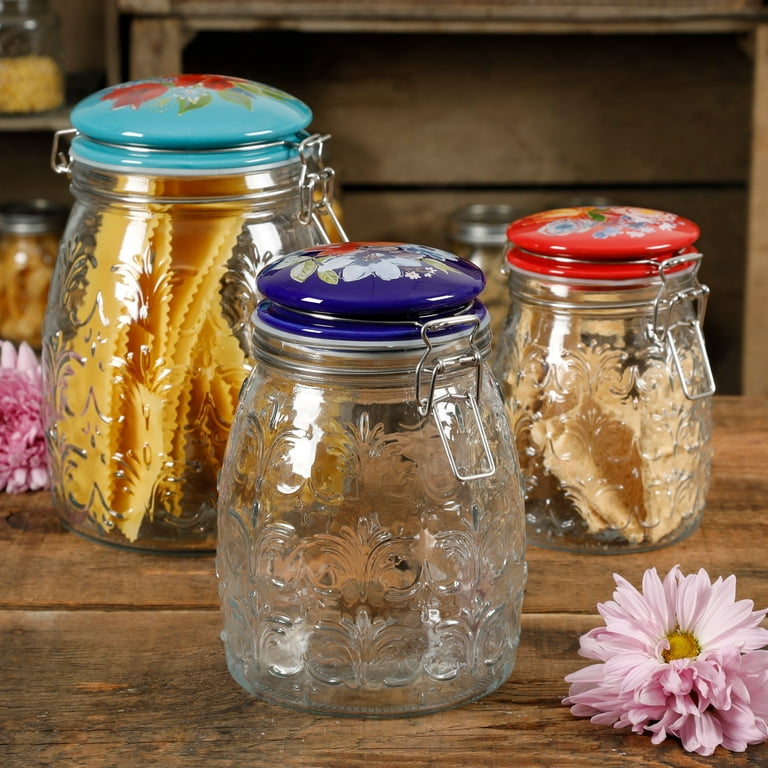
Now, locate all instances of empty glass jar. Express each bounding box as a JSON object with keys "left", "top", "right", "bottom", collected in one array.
[
  {"left": 217, "top": 242, "right": 526, "bottom": 716},
  {"left": 447, "top": 203, "right": 521, "bottom": 338},
  {"left": 492, "top": 206, "right": 715, "bottom": 553},
  {"left": 43, "top": 75, "right": 342, "bottom": 551}
]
